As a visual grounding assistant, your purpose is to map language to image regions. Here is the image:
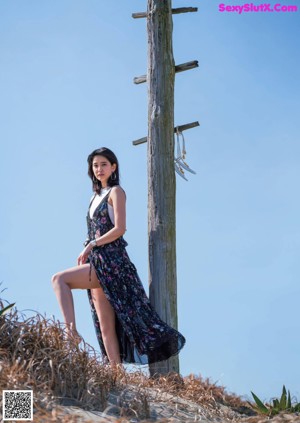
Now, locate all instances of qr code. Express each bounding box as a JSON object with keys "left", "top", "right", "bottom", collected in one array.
[{"left": 2, "top": 390, "right": 33, "bottom": 421}]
